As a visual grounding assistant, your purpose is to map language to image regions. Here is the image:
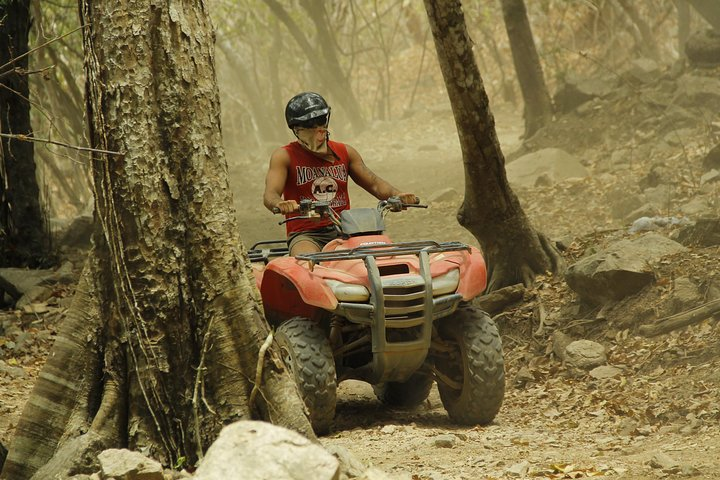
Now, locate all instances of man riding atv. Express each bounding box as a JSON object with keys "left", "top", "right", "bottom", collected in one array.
[{"left": 263, "top": 91, "right": 418, "bottom": 256}]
